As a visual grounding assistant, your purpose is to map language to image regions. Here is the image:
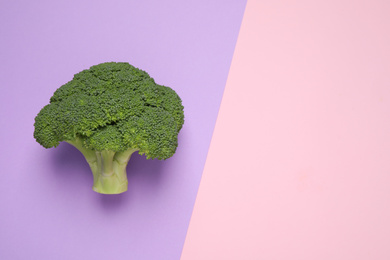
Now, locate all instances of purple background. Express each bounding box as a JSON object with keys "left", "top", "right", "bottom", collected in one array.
[{"left": 0, "top": 0, "right": 246, "bottom": 259}]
